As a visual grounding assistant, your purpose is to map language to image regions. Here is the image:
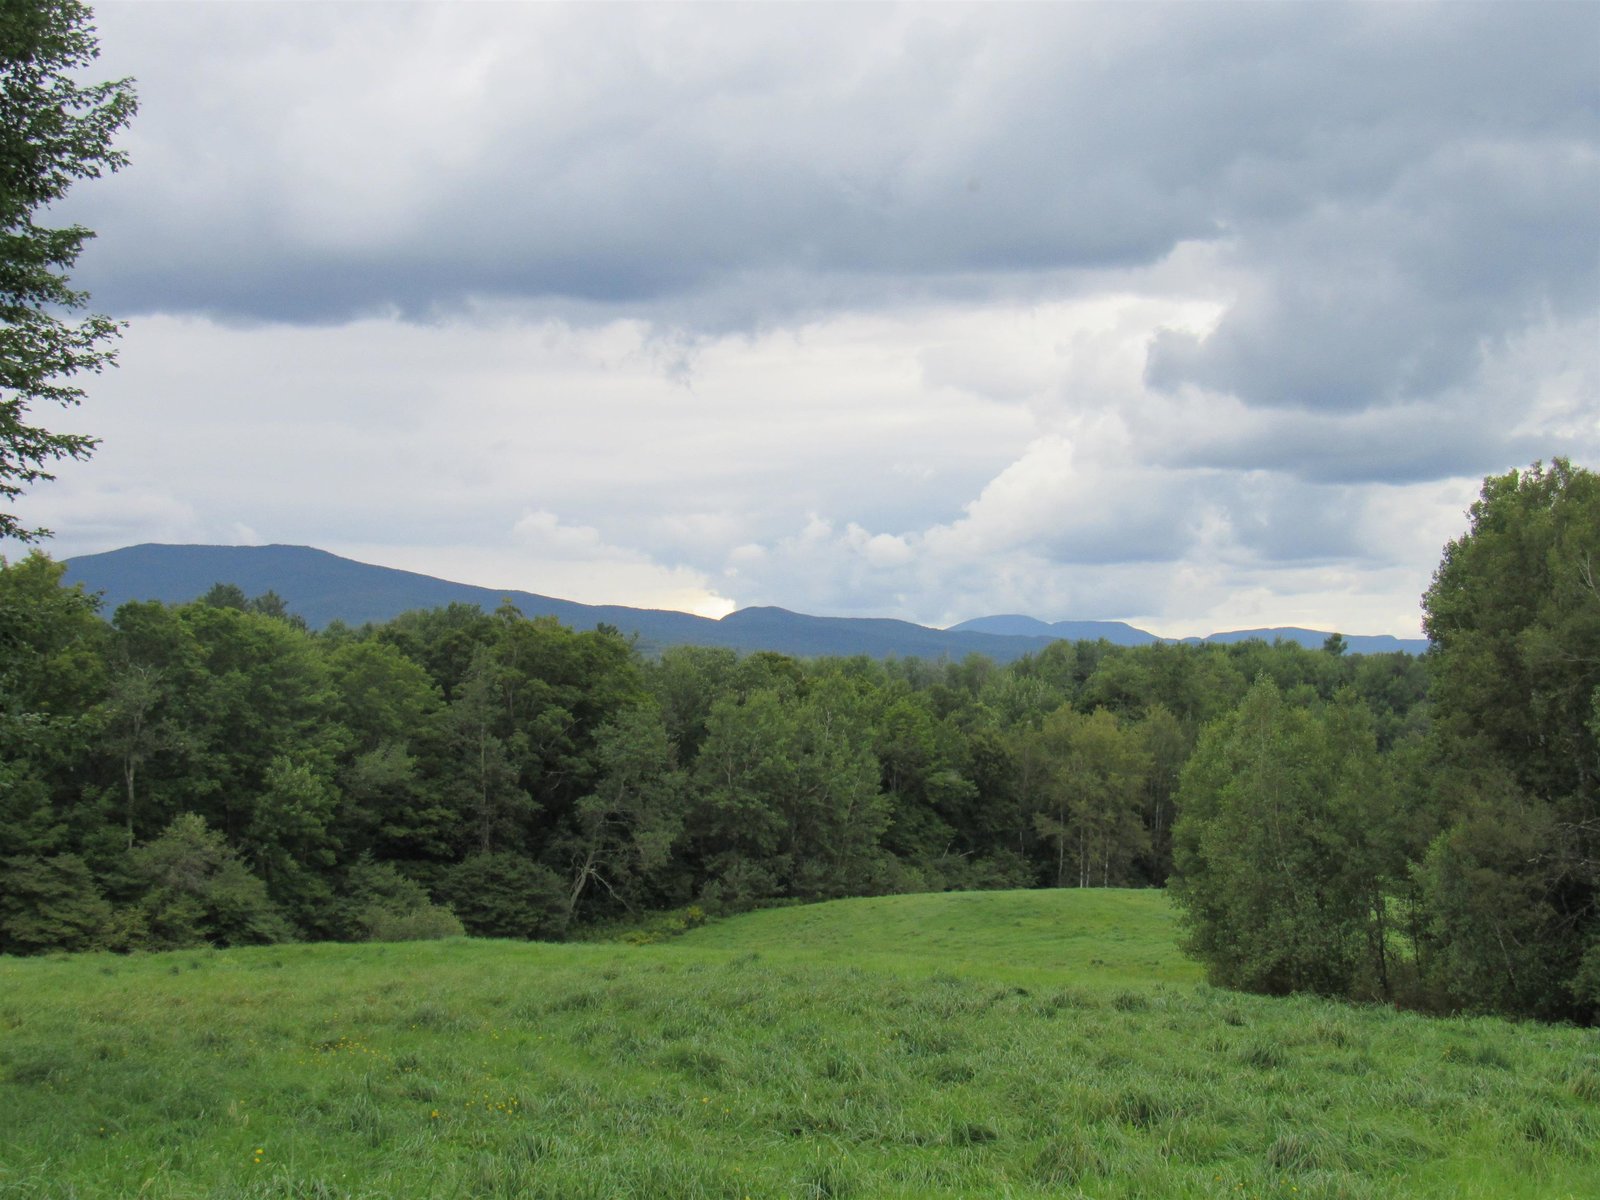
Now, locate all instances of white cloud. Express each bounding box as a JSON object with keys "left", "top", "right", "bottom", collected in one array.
[{"left": 9, "top": 2, "right": 1592, "bottom": 644}]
